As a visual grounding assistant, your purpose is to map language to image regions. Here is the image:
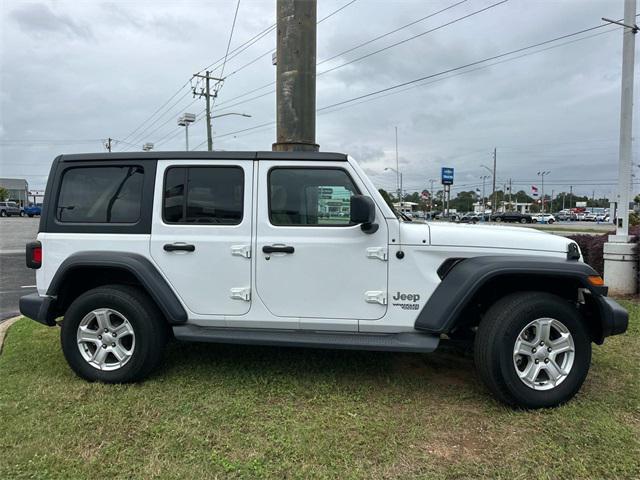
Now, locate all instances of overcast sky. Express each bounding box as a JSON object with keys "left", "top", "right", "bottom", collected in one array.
[{"left": 1, "top": 0, "right": 638, "bottom": 200}]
